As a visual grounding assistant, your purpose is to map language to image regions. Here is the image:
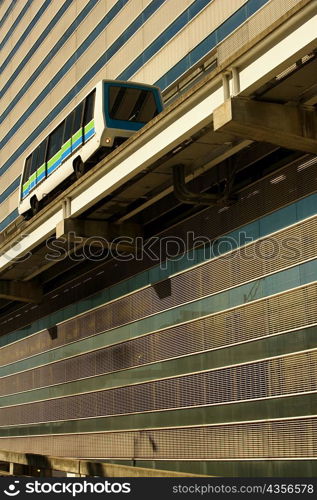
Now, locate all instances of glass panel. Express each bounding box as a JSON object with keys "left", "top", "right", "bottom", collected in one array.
[
  {"left": 108, "top": 86, "right": 157, "bottom": 123},
  {"left": 30, "top": 148, "right": 39, "bottom": 175},
  {"left": 37, "top": 139, "right": 47, "bottom": 166},
  {"left": 36, "top": 139, "right": 47, "bottom": 182},
  {"left": 47, "top": 122, "right": 64, "bottom": 160},
  {"left": 22, "top": 156, "right": 32, "bottom": 184},
  {"left": 63, "top": 113, "right": 74, "bottom": 143},
  {"left": 72, "top": 102, "right": 84, "bottom": 135},
  {"left": 83, "top": 90, "right": 95, "bottom": 127},
  {"left": 247, "top": 0, "right": 268, "bottom": 16}
]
